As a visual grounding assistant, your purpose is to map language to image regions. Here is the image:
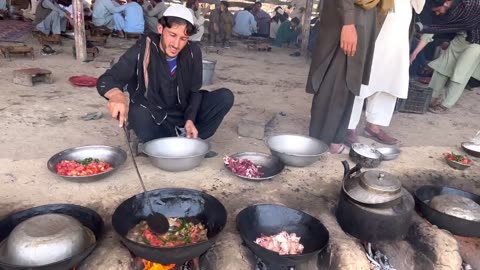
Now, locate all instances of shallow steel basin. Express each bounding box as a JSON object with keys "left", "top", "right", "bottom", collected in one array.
[
  {"left": 377, "top": 146, "right": 401, "bottom": 161},
  {"left": 47, "top": 145, "right": 127, "bottom": 182}
]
